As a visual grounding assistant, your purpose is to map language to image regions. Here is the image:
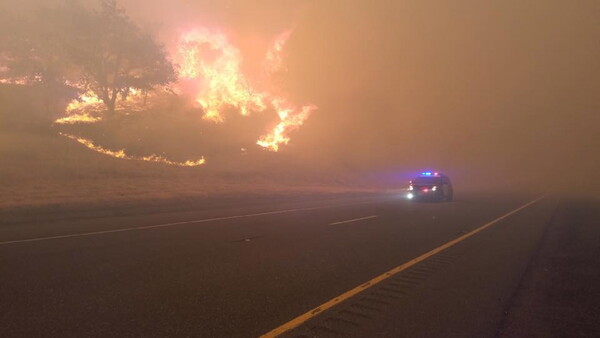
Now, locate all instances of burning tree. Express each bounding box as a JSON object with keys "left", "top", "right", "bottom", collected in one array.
[
  {"left": 70, "top": 0, "right": 176, "bottom": 115},
  {"left": 0, "top": 0, "right": 175, "bottom": 117}
]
